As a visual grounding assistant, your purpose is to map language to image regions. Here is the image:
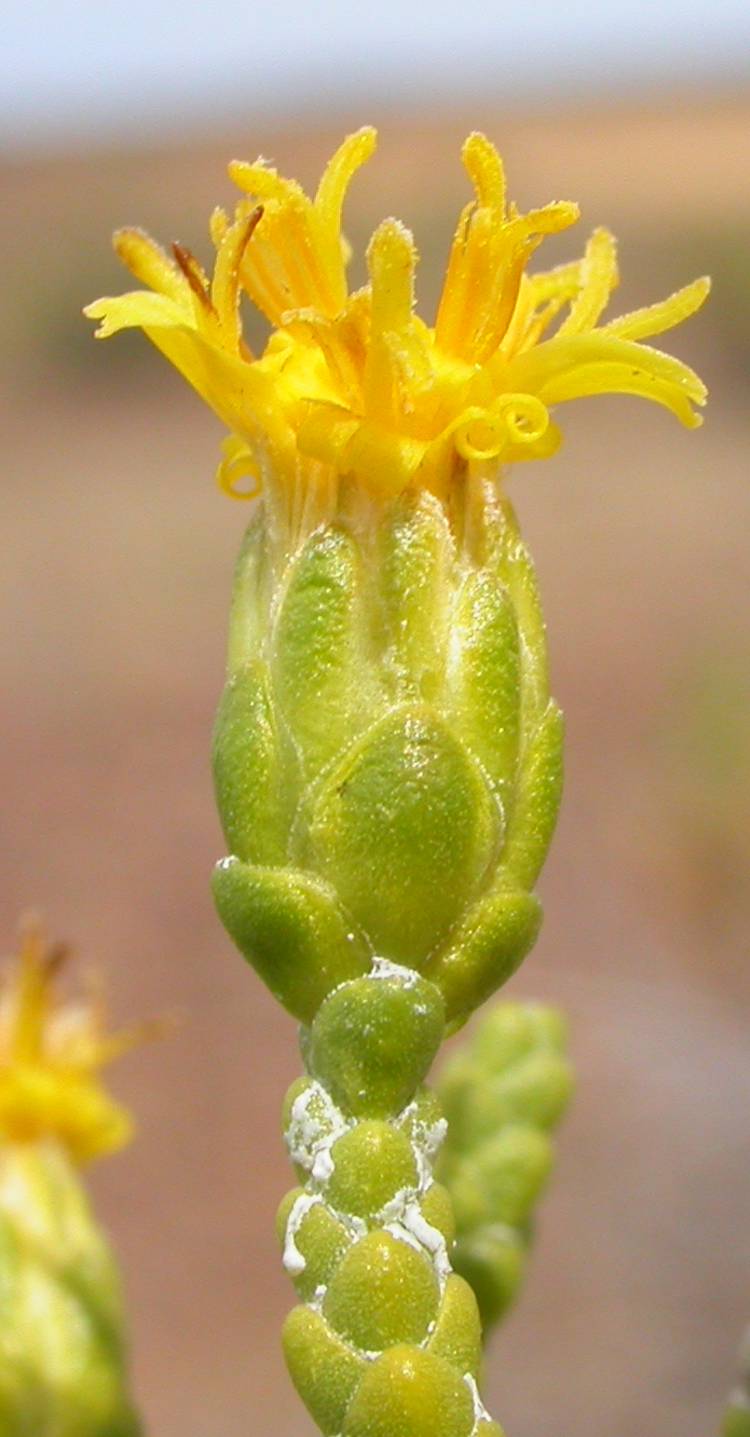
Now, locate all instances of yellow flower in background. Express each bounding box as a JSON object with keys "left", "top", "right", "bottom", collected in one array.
[
  {"left": 0, "top": 917, "right": 146, "bottom": 1164},
  {"left": 86, "top": 127, "right": 709, "bottom": 502},
  {"left": 0, "top": 923, "right": 146, "bottom": 1434}
]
